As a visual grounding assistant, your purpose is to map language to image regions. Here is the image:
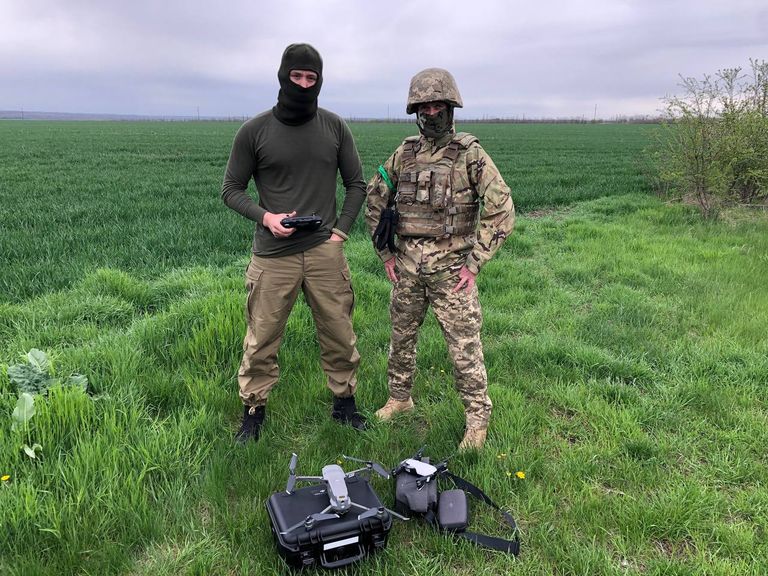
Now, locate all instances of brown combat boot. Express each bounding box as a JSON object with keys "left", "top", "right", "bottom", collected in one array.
[
  {"left": 458, "top": 425, "right": 487, "bottom": 451},
  {"left": 374, "top": 397, "right": 414, "bottom": 421}
]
